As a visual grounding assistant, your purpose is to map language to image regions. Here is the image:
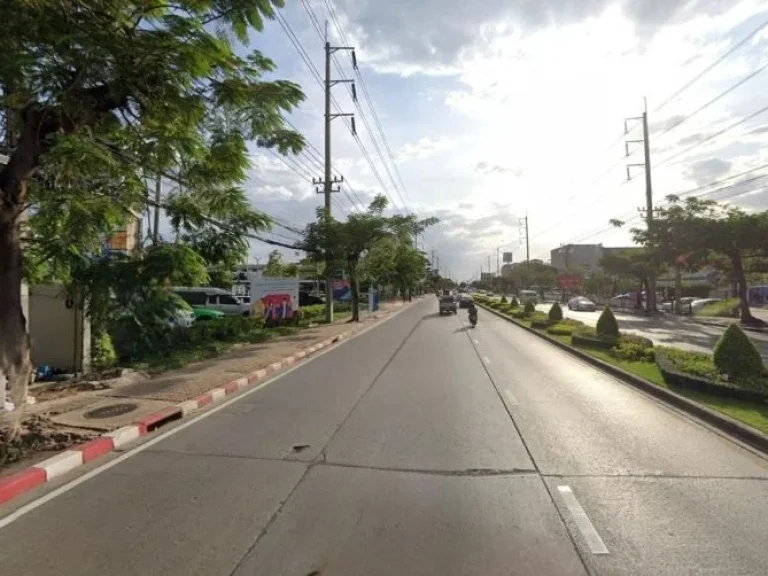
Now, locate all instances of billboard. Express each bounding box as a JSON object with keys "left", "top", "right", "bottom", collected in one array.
[
  {"left": 248, "top": 271, "right": 299, "bottom": 326},
  {"left": 503, "top": 252, "right": 513, "bottom": 263},
  {"left": 557, "top": 274, "right": 582, "bottom": 290}
]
